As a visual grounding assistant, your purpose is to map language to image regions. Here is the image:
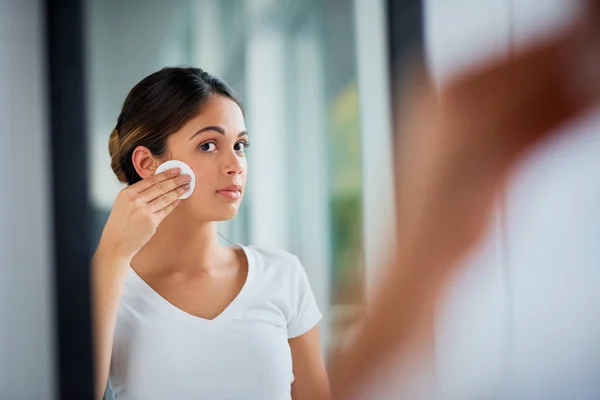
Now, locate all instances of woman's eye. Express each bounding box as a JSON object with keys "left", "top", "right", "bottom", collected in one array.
[
  {"left": 199, "top": 142, "right": 217, "bottom": 152},
  {"left": 234, "top": 141, "right": 250, "bottom": 152}
]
